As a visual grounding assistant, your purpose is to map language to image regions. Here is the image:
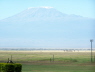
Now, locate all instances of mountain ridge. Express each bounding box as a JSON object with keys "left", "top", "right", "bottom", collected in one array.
[
  {"left": 0, "top": 7, "right": 95, "bottom": 48},
  {"left": 0, "top": 7, "right": 88, "bottom": 22}
]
